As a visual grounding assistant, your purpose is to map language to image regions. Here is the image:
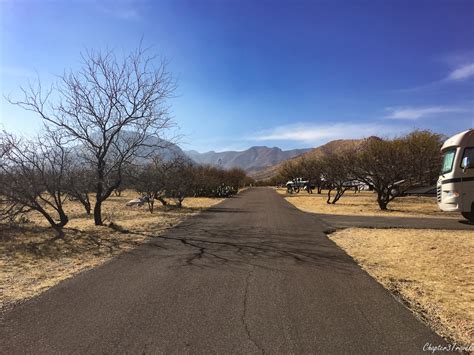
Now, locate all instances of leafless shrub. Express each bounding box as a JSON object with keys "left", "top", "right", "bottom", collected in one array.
[
  {"left": 132, "top": 156, "right": 177, "bottom": 212},
  {"left": 131, "top": 157, "right": 252, "bottom": 211},
  {"left": 0, "top": 131, "right": 70, "bottom": 233}
]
